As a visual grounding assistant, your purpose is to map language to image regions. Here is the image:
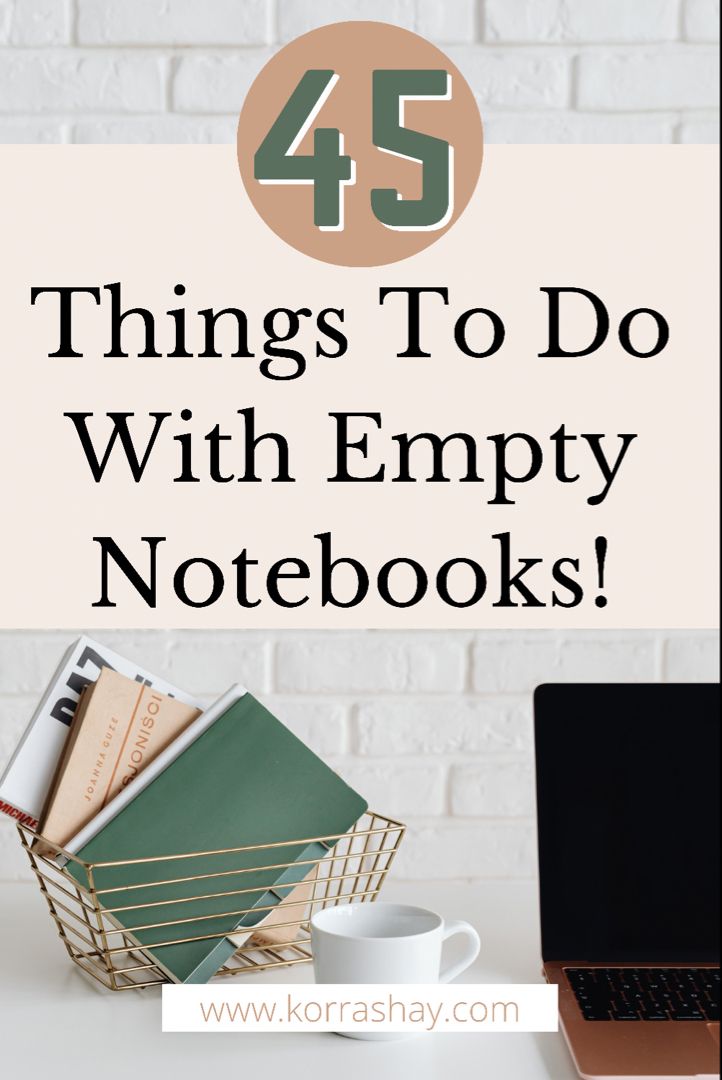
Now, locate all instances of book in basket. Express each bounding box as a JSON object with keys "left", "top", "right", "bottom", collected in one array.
[
  {"left": 64, "top": 688, "right": 368, "bottom": 983},
  {"left": 36, "top": 669, "right": 201, "bottom": 857}
]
